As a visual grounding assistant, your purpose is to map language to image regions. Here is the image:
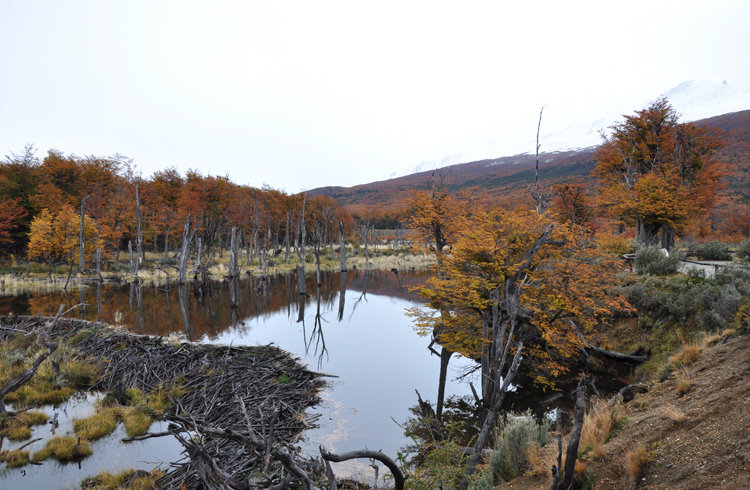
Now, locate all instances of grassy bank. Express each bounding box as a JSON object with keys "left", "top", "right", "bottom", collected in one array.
[{"left": 0, "top": 246, "right": 436, "bottom": 295}]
